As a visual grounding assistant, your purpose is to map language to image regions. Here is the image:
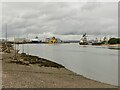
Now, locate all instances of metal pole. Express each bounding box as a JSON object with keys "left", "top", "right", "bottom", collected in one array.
[
  {"left": 22, "top": 43, "right": 24, "bottom": 53},
  {"left": 14, "top": 36, "right": 17, "bottom": 60},
  {"left": 5, "top": 24, "right": 7, "bottom": 43}
]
